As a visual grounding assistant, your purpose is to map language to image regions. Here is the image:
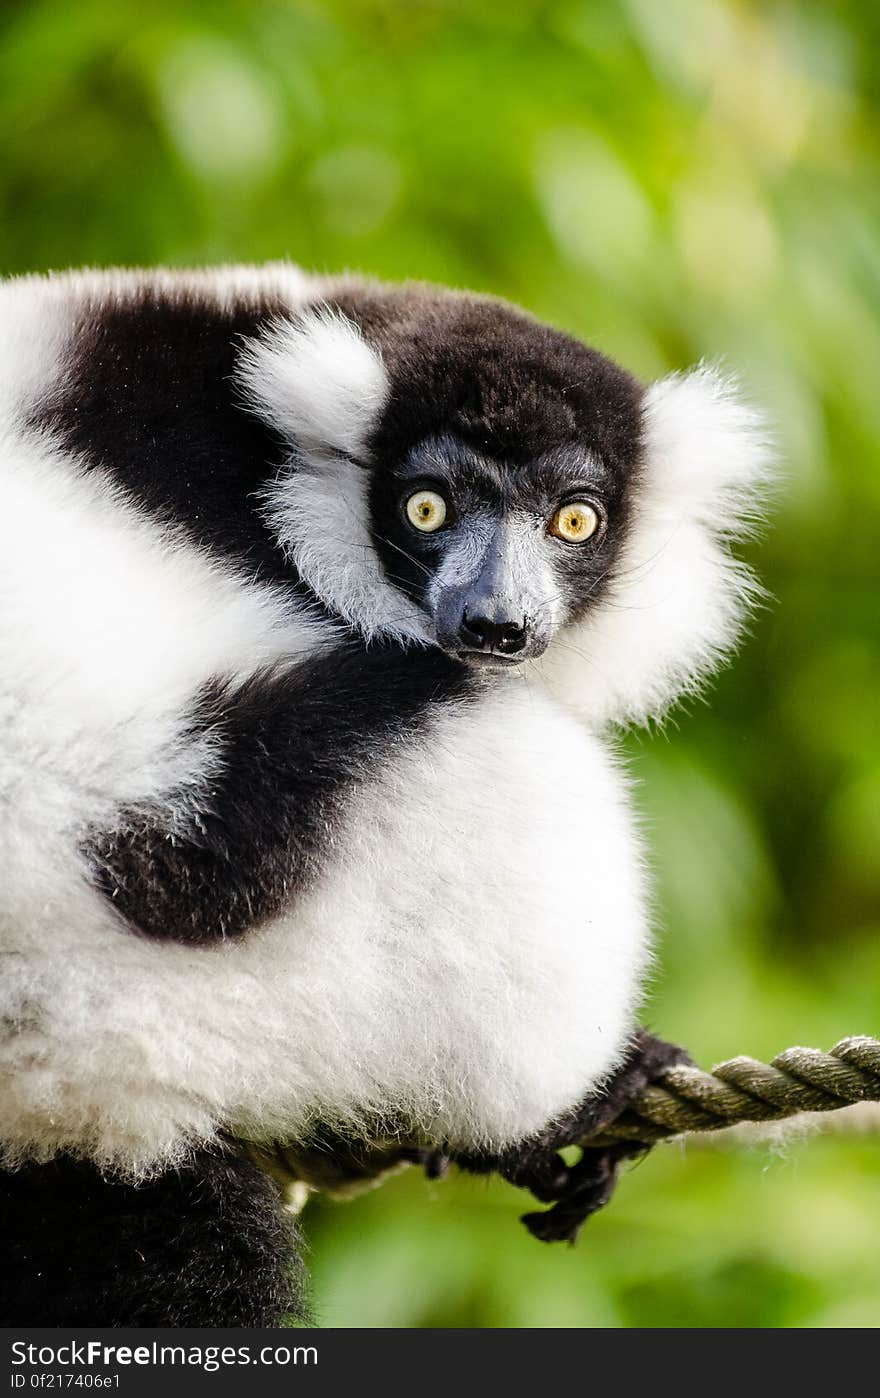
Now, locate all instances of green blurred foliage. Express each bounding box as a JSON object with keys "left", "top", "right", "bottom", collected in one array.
[{"left": 2, "top": 0, "right": 878, "bottom": 1327}]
